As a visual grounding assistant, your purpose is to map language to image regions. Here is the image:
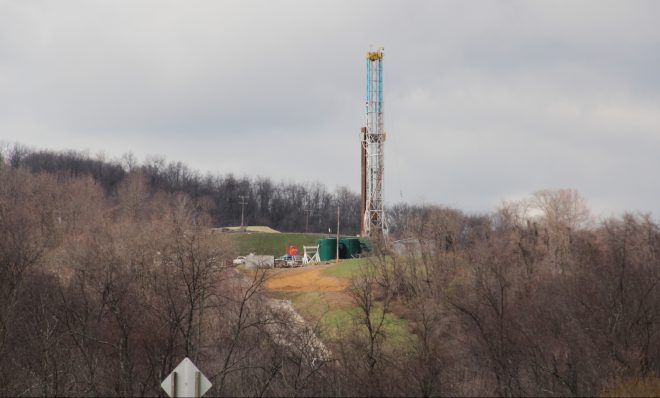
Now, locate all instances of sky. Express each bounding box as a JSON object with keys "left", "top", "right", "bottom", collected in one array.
[{"left": 1, "top": 1, "right": 660, "bottom": 218}]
